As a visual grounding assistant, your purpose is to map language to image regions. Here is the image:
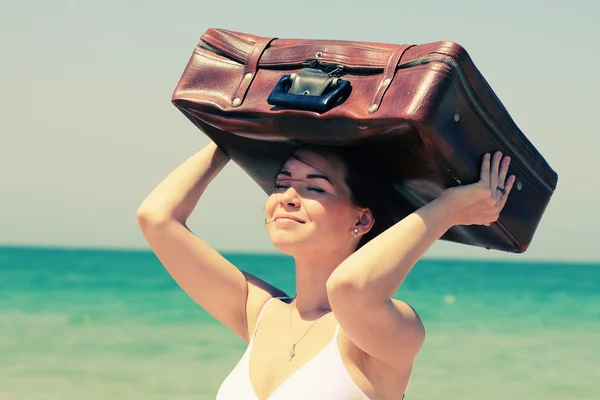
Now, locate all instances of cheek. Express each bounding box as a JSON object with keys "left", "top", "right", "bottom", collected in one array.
[
  {"left": 306, "top": 198, "right": 354, "bottom": 228},
  {"left": 264, "top": 194, "right": 277, "bottom": 216}
]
